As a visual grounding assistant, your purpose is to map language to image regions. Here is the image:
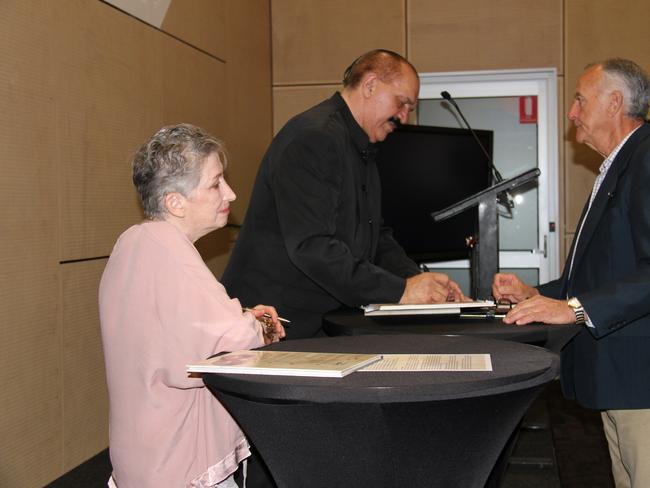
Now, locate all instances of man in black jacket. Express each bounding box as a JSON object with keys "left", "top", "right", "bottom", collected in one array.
[
  {"left": 223, "top": 49, "right": 463, "bottom": 338},
  {"left": 493, "top": 58, "right": 650, "bottom": 487}
]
